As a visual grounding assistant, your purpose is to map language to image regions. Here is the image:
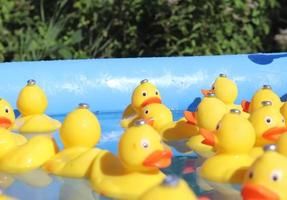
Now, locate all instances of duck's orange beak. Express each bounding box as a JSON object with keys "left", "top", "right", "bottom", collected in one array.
[
  {"left": 141, "top": 97, "right": 162, "bottom": 107},
  {"left": 241, "top": 183, "right": 279, "bottom": 200},
  {"left": 143, "top": 150, "right": 172, "bottom": 168},
  {"left": 200, "top": 128, "right": 215, "bottom": 146},
  {"left": 144, "top": 118, "right": 154, "bottom": 126},
  {"left": 262, "top": 127, "right": 287, "bottom": 141},
  {"left": 241, "top": 100, "right": 250, "bottom": 113},
  {"left": 184, "top": 111, "right": 197, "bottom": 125},
  {"left": 201, "top": 89, "right": 214, "bottom": 97},
  {"left": 0, "top": 117, "right": 12, "bottom": 129}
]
